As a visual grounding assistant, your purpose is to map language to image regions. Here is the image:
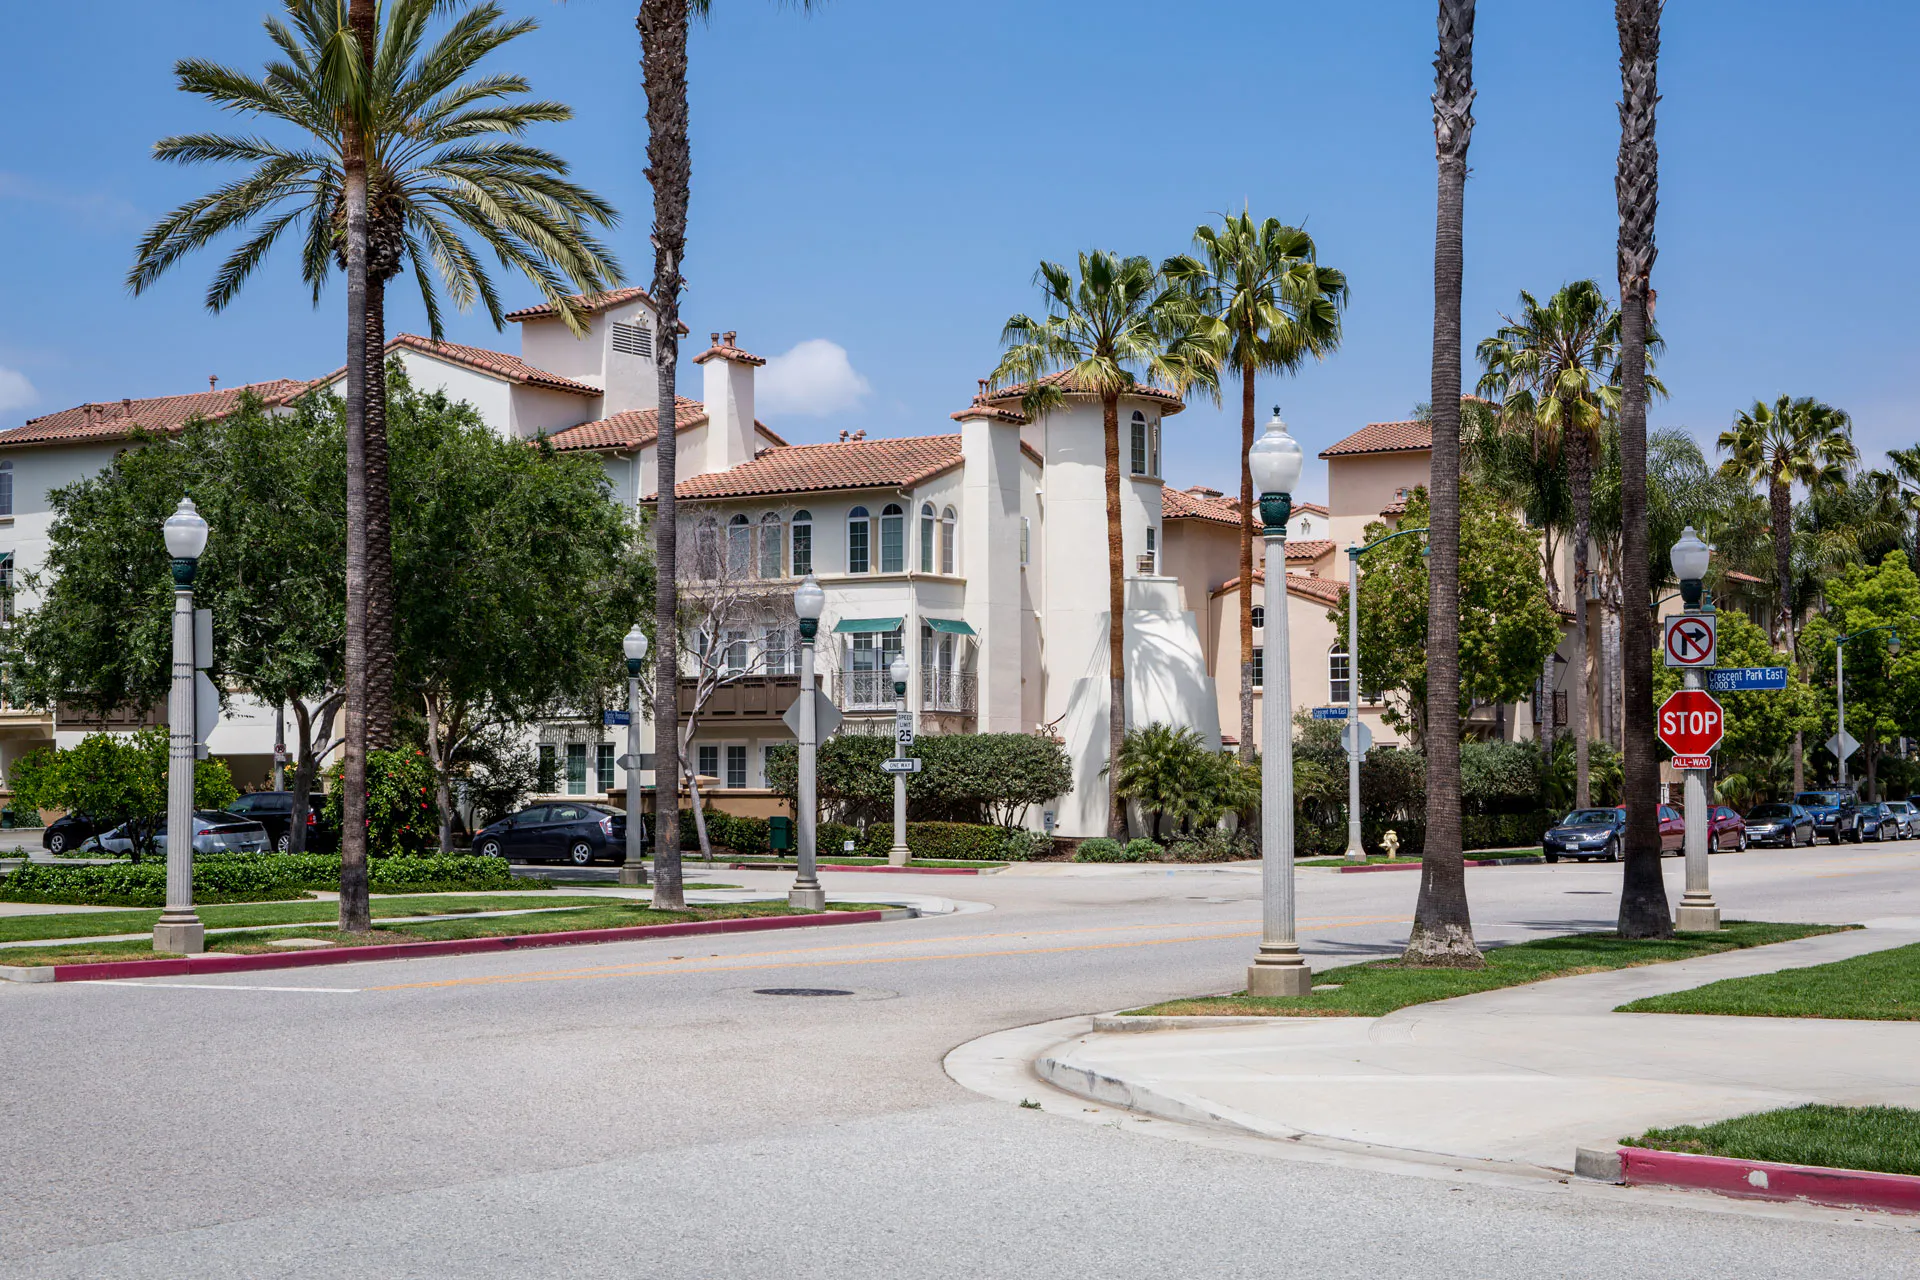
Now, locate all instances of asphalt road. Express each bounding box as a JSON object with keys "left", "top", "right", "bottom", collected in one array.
[{"left": 5, "top": 843, "right": 1920, "bottom": 1278}]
